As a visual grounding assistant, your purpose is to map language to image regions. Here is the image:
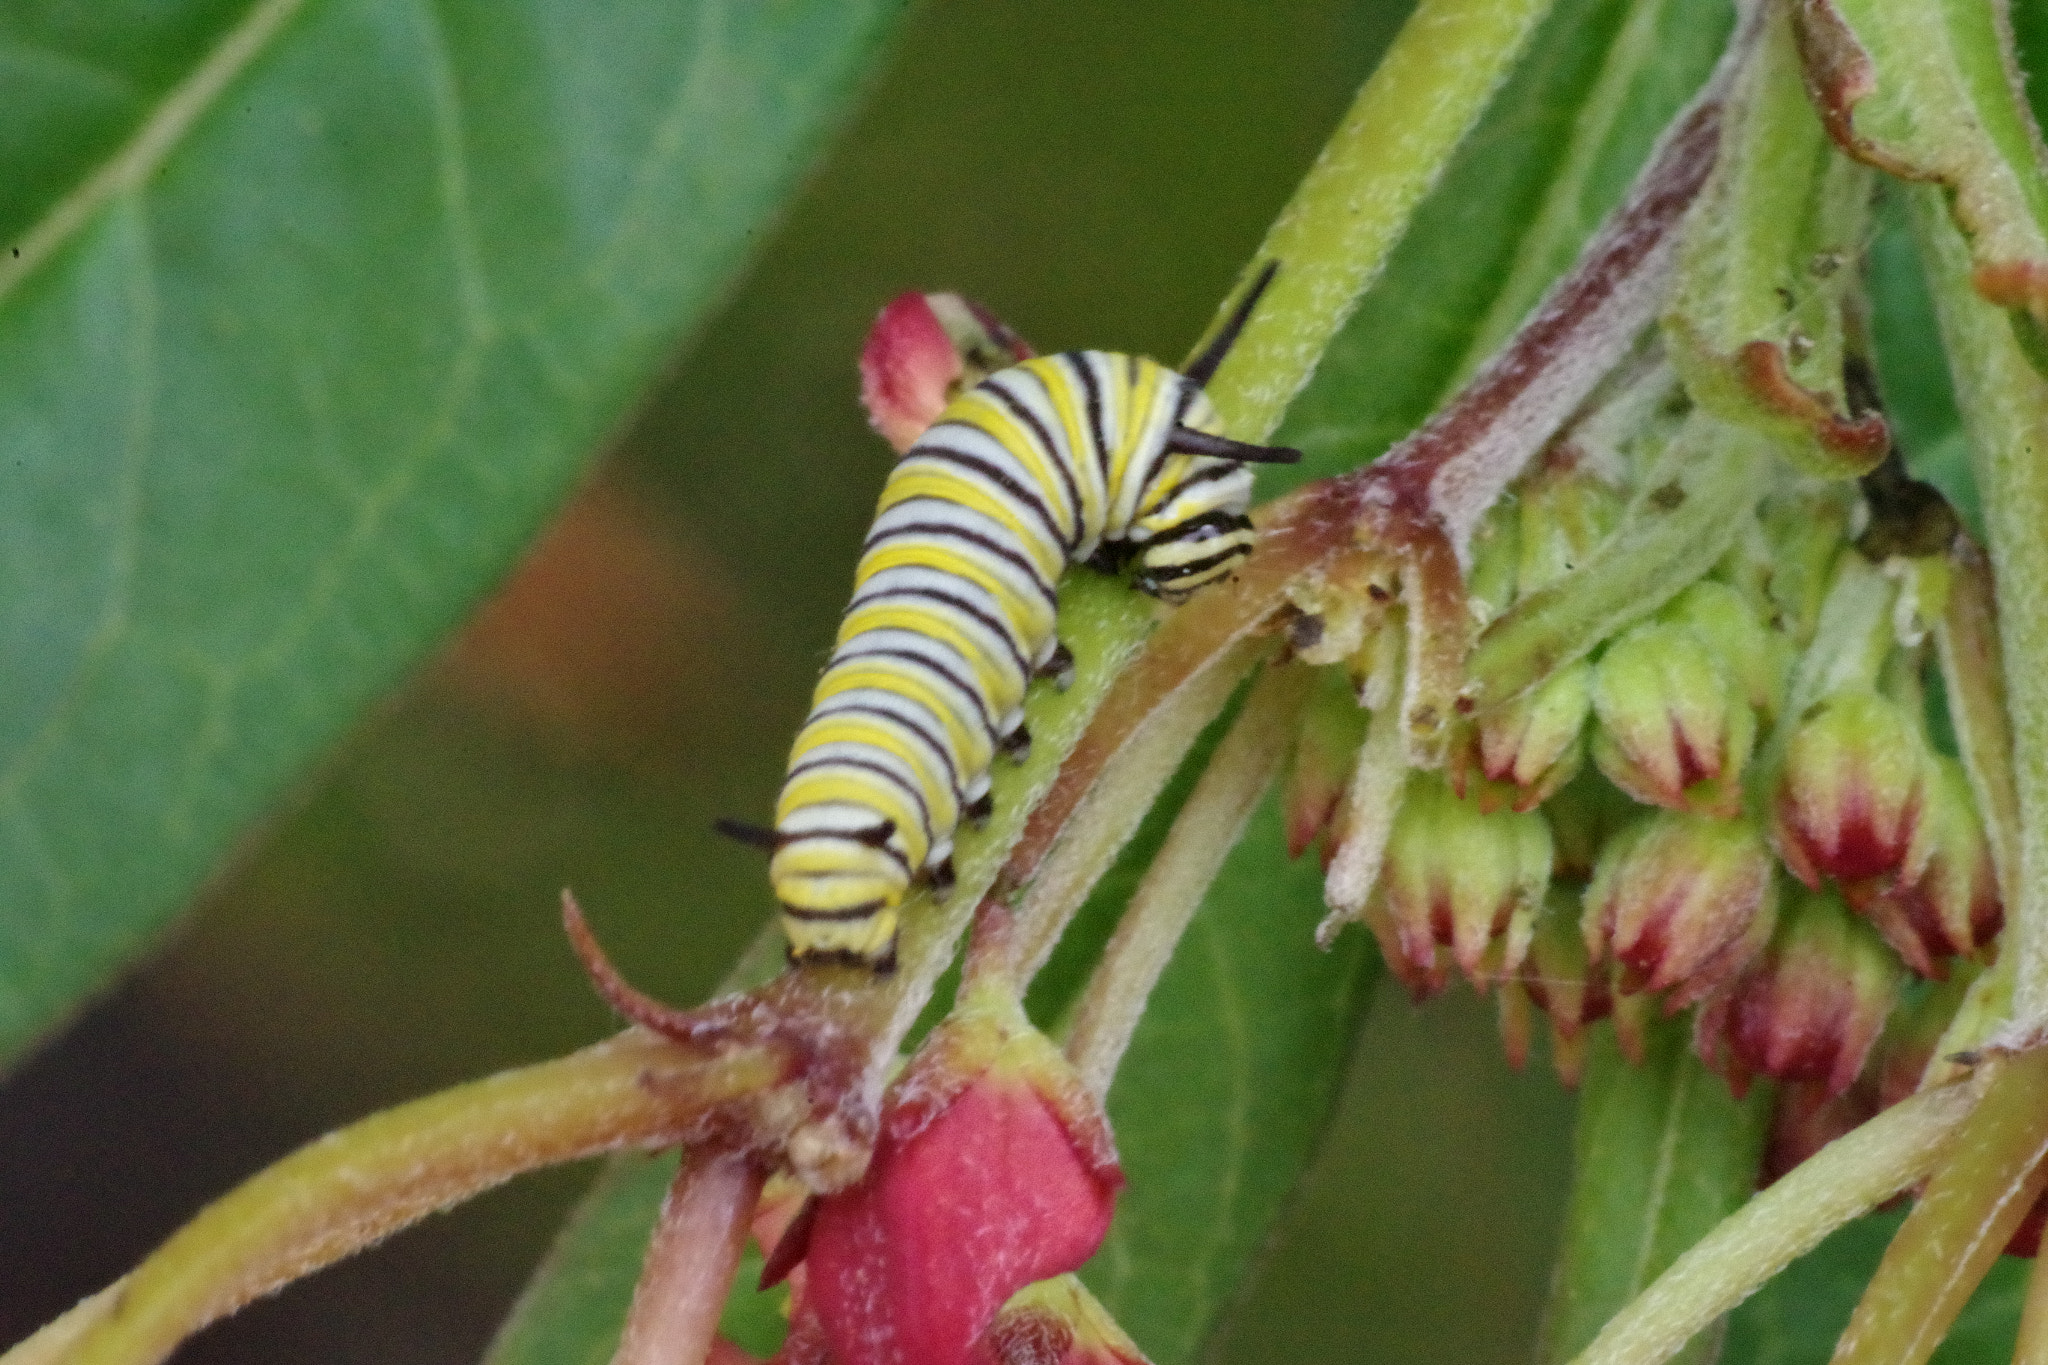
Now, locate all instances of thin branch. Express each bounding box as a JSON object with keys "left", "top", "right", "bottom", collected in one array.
[
  {"left": 1832, "top": 1051, "right": 2048, "bottom": 1365},
  {"left": 1005, "top": 637, "right": 1268, "bottom": 984},
  {"left": 0, "top": 1286, "right": 124, "bottom": 1365},
  {"left": 2013, "top": 1248, "right": 2048, "bottom": 1365},
  {"left": 1935, "top": 538, "right": 2022, "bottom": 908},
  {"left": 612, "top": 1156, "right": 765, "bottom": 1365},
  {"left": 1320, "top": 627, "right": 1411, "bottom": 933},
  {"left": 1197, "top": 0, "right": 1560, "bottom": 441},
  {"left": 1064, "top": 665, "right": 1313, "bottom": 1097},
  {"left": 39, "top": 1032, "right": 784, "bottom": 1365},
  {"left": 1908, "top": 183, "right": 2048, "bottom": 1034}
]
